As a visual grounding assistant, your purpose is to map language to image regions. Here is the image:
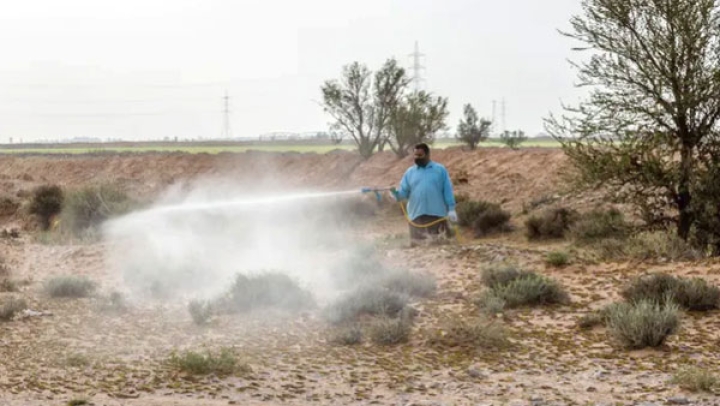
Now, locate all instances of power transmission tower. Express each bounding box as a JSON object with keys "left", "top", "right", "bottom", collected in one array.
[
  {"left": 491, "top": 100, "right": 497, "bottom": 137},
  {"left": 222, "top": 90, "right": 232, "bottom": 139},
  {"left": 409, "top": 41, "right": 425, "bottom": 92},
  {"left": 501, "top": 98, "right": 506, "bottom": 134}
]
